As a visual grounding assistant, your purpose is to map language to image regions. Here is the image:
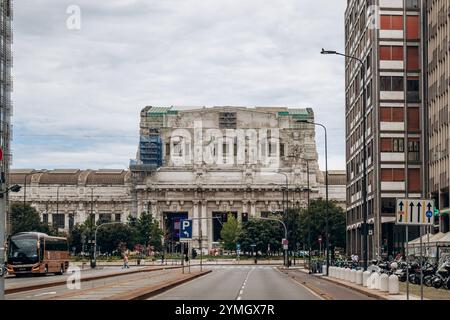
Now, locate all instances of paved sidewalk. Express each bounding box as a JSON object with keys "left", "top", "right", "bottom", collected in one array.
[{"left": 295, "top": 268, "right": 425, "bottom": 300}]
